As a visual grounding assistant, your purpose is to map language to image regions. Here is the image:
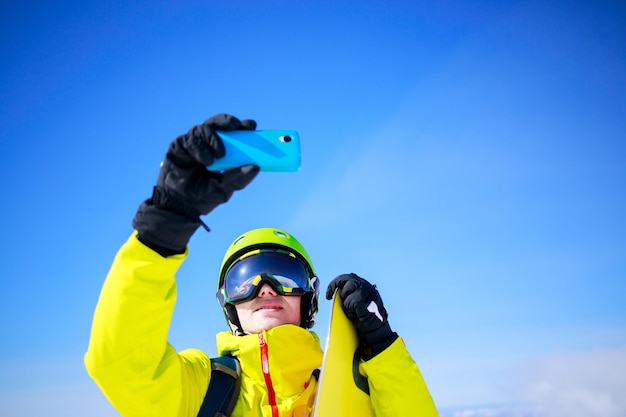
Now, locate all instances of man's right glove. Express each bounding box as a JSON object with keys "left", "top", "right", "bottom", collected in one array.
[
  {"left": 326, "top": 273, "right": 398, "bottom": 360},
  {"left": 132, "top": 114, "right": 260, "bottom": 256}
]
